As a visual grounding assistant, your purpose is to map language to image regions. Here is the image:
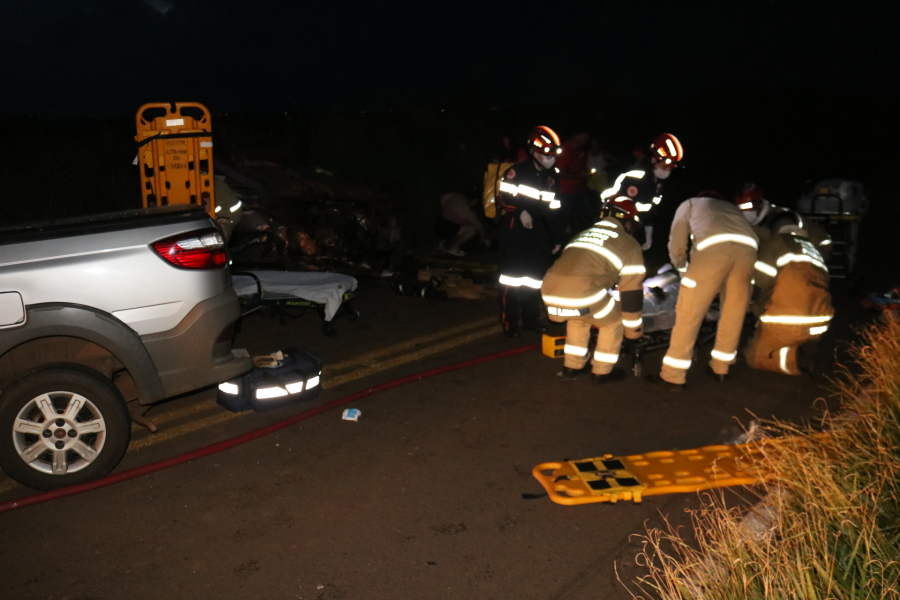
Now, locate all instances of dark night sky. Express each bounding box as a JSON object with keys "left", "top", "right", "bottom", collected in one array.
[{"left": 0, "top": 0, "right": 896, "bottom": 118}]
